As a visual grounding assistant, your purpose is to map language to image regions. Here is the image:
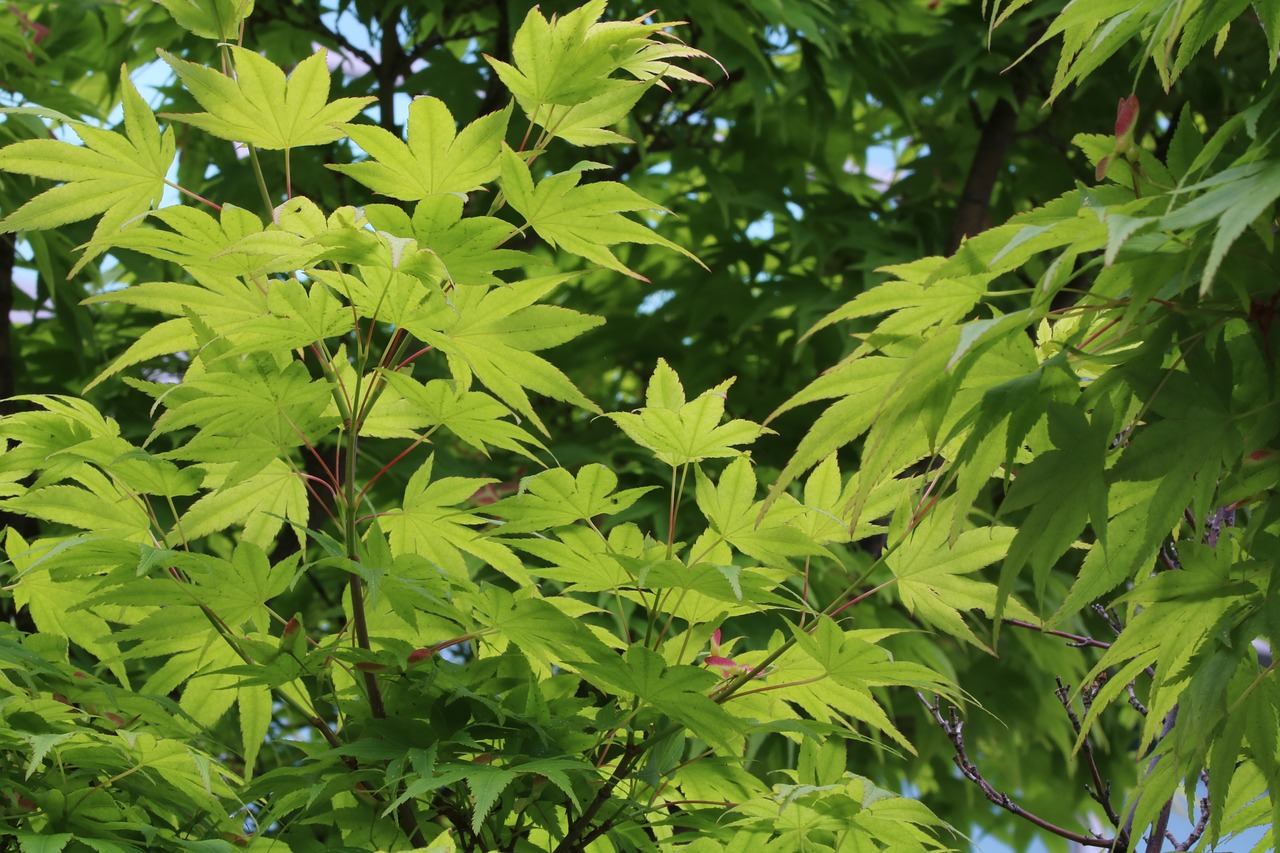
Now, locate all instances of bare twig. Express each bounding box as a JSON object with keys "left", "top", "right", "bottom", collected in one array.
[
  {"left": 918, "top": 694, "right": 1116, "bottom": 849},
  {"left": 1005, "top": 618, "right": 1113, "bottom": 650},
  {"left": 1055, "top": 679, "right": 1123, "bottom": 828},
  {"left": 1093, "top": 604, "right": 1126, "bottom": 637},
  {"left": 1172, "top": 770, "right": 1211, "bottom": 851},
  {"left": 1125, "top": 682, "right": 1150, "bottom": 716}
]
